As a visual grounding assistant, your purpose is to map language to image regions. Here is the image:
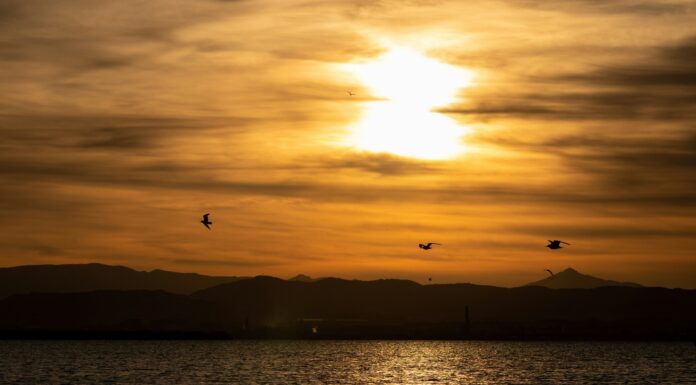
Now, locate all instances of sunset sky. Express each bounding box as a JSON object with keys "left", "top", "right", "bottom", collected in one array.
[{"left": 1, "top": 0, "right": 694, "bottom": 288}]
